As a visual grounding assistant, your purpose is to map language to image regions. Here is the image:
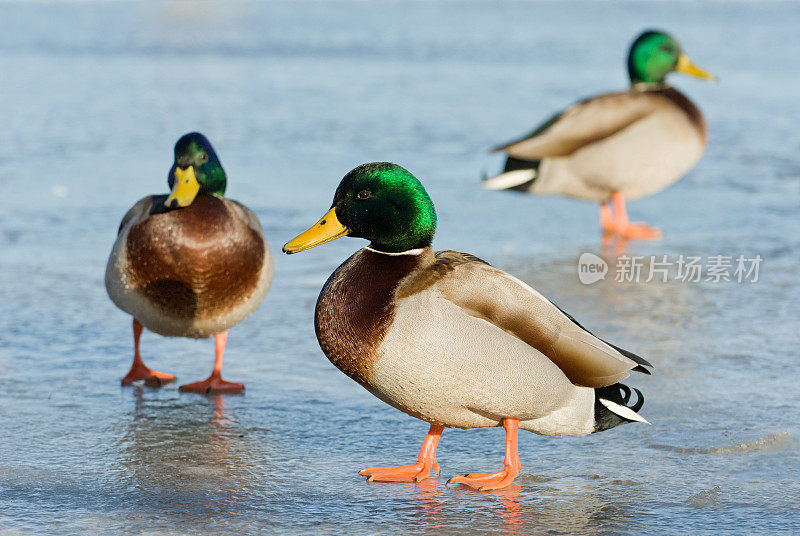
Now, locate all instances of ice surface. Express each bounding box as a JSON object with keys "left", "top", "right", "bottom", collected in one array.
[{"left": 0, "top": 1, "right": 799, "bottom": 535}]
